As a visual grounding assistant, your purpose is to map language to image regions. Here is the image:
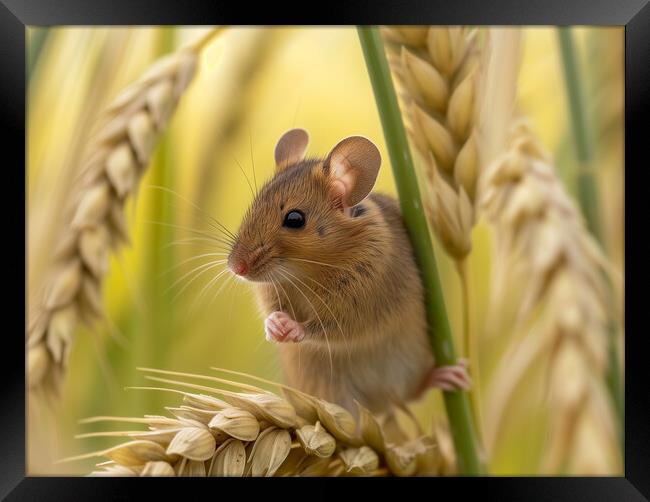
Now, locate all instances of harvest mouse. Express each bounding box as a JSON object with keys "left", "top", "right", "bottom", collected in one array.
[{"left": 228, "top": 128, "right": 470, "bottom": 415}]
